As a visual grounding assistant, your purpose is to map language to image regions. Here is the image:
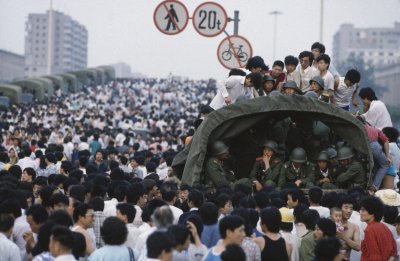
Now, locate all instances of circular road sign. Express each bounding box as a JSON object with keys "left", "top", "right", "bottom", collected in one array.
[
  {"left": 192, "top": 2, "right": 228, "bottom": 37},
  {"left": 217, "top": 35, "right": 253, "bottom": 69},
  {"left": 153, "top": 0, "right": 189, "bottom": 35}
]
